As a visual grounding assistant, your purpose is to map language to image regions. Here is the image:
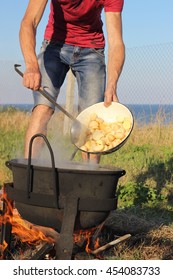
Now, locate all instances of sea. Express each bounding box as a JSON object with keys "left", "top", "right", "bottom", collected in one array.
[{"left": 1, "top": 103, "right": 173, "bottom": 125}]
